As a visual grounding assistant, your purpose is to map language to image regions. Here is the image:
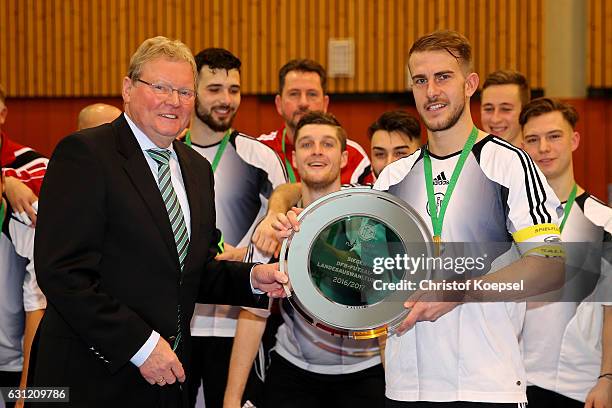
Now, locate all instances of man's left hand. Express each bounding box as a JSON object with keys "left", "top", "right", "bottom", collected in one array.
[
  {"left": 396, "top": 289, "right": 461, "bottom": 335},
  {"left": 251, "top": 213, "right": 282, "bottom": 258},
  {"left": 251, "top": 262, "right": 288, "bottom": 298},
  {"left": 585, "top": 377, "right": 612, "bottom": 408},
  {"left": 4, "top": 176, "right": 38, "bottom": 227},
  {"left": 271, "top": 207, "right": 303, "bottom": 241}
]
